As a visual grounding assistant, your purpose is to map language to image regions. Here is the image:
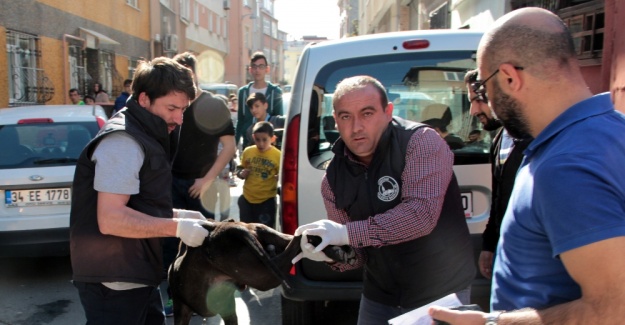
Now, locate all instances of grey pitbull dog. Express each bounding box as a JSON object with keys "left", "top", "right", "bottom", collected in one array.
[{"left": 167, "top": 219, "right": 355, "bottom": 325}]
